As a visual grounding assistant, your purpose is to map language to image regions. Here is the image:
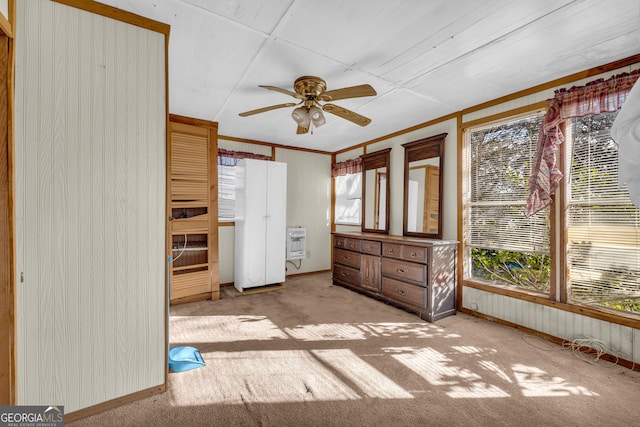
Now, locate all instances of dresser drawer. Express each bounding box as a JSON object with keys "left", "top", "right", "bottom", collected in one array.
[
  {"left": 334, "top": 248, "right": 361, "bottom": 269},
  {"left": 402, "top": 245, "right": 427, "bottom": 263},
  {"left": 361, "top": 240, "right": 381, "bottom": 255},
  {"left": 382, "top": 277, "right": 426, "bottom": 308},
  {"left": 345, "top": 238, "right": 362, "bottom": 252},
  {"left": 334, "top": 236, "right": 347, "bottom": 249},
  {"left": 333, "top": 264, "right": 360, "bottom": 287},
  {"left": 382, "top": 243, "right": 402, "bottom": 259},
  {"left": 382, "top": 258, "right": 426, "bottom": 285}
]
